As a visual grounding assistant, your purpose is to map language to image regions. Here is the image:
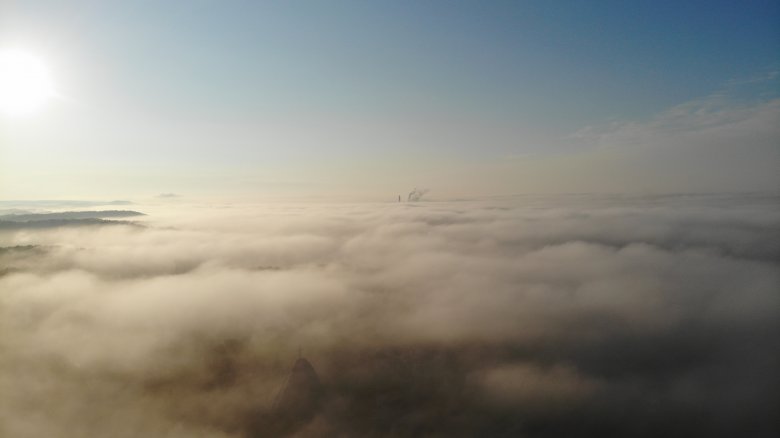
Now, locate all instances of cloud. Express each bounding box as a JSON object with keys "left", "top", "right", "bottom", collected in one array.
[
  {"left": 562, "top": 82, "right": 780, "bottom": 193},
  {"left": 477, "top": 363, "right": 600, "bottom": 408},
  {"left": 0, "top": 195, "right": 778, "bottom": 437},
  {"left": 490, "top": 79, "right": 780, "bottom": 195}
]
